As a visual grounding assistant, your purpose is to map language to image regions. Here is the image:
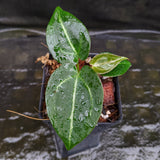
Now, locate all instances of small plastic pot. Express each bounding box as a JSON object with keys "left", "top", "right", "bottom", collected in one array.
[{"left": 39, "top": 53, "right": 122, "bottom": 158}]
